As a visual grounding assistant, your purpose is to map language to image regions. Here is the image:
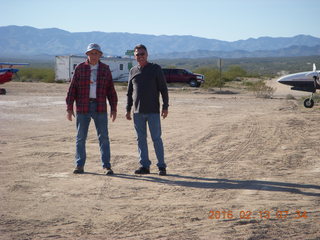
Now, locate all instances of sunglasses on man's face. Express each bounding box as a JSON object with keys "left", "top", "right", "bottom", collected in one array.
[
  {"left": 135, "top": 53, "right": 145, "bottom": 57},
  {"left": 87, "top": 51, "right": 101, "bottom": 56}
]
